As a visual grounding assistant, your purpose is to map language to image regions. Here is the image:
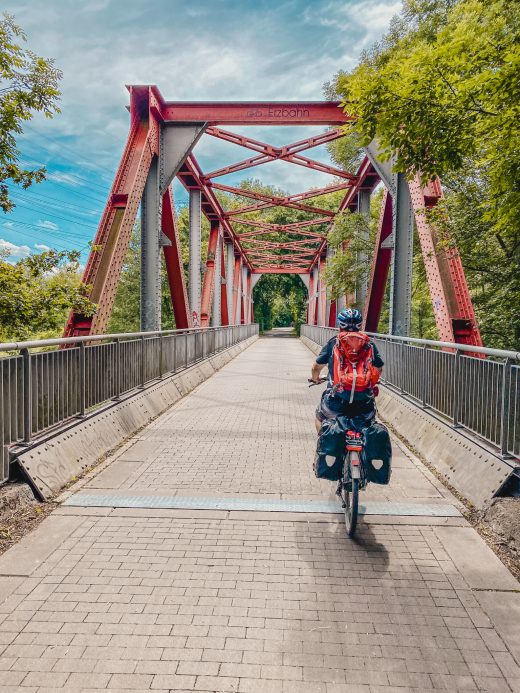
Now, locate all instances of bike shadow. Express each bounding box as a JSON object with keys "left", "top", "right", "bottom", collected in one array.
[{"left": 294, "top": 511, "right": 391, "bottom": 584}]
